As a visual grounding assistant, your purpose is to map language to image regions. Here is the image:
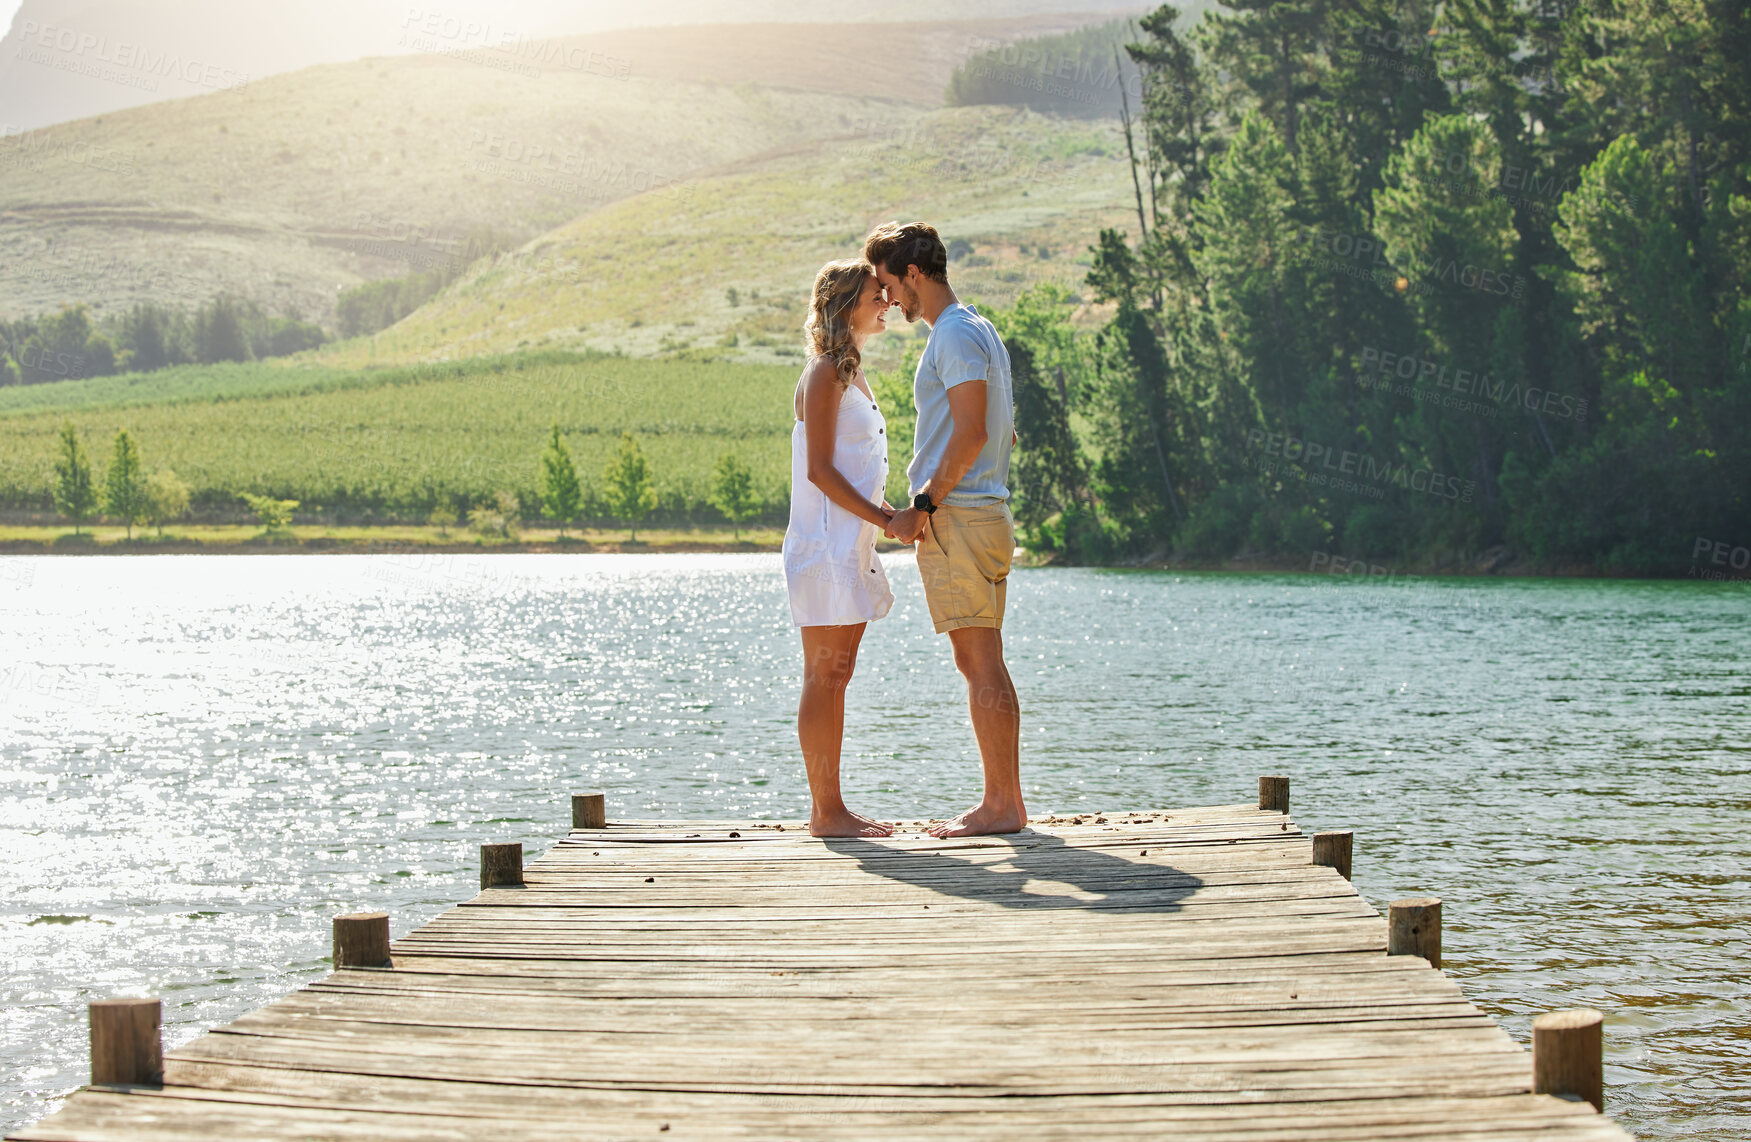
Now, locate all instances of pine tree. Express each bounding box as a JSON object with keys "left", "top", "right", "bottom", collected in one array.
[
  {"left": 1374, "top": 113, "right": 1521, "bottom": 515},
  {"left": 195, "top": 297, "right": 252, "bottom": 364},
  {"left": 1322, "top": 0, "right": 1450, "bottom": 193},
  {"left": 1197, "top": 0, "right": 1331, "bottom": 157},
  {"left": 538, "top": 421, "right": 583, "bottom": 537},
  {"left": 1553, "top": 135, "right": 1710, "bottom": 395},
  {"left": 104, "top": 429, "right": 149, "bottom": 539},
  {"left": 602, "top": 433, "right": 657, "bottom": 541},
  {"left": 707, "top": 453, "right": 759, "bottom": 540},
  {"left": 53, "top": 422, "right": 98, "bottom": 534},
  {"left": 1006, "top": 340, "right": 1097, "bottom": 556},
  {"left": 1193, "top": 110, "right": 1300, "bottom": 411},
  {"left": 119, "top": 304, "right": 176, "bottom": 373}
]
